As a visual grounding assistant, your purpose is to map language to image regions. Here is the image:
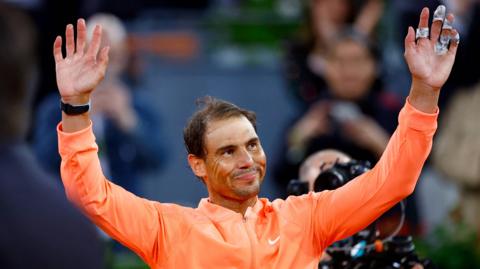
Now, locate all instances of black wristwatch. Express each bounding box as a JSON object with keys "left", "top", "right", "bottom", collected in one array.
[{"left": 60, "top": 100, "right": 91, "bottom": 115}]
